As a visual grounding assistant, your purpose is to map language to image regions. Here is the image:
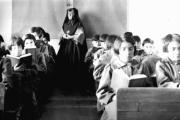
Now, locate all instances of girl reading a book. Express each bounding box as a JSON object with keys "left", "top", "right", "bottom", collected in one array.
[
  {"left": 96, "top": 36, "right": 139, "bottom": 120},
  {"left": 23, "top": 33, "right": 47, "bottom": 73},
  {"left": 156, "top": 34, "right": 180, "bottom": 88},
  {"left": 8, "top": 35, "right": 39, "bottom": 120}
]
